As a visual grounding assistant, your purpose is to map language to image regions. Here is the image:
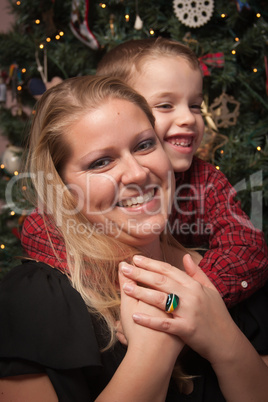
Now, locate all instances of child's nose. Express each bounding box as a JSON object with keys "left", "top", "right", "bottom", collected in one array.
[{"left": 175, "top": 106, "right": 195, "bottom": 127}]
